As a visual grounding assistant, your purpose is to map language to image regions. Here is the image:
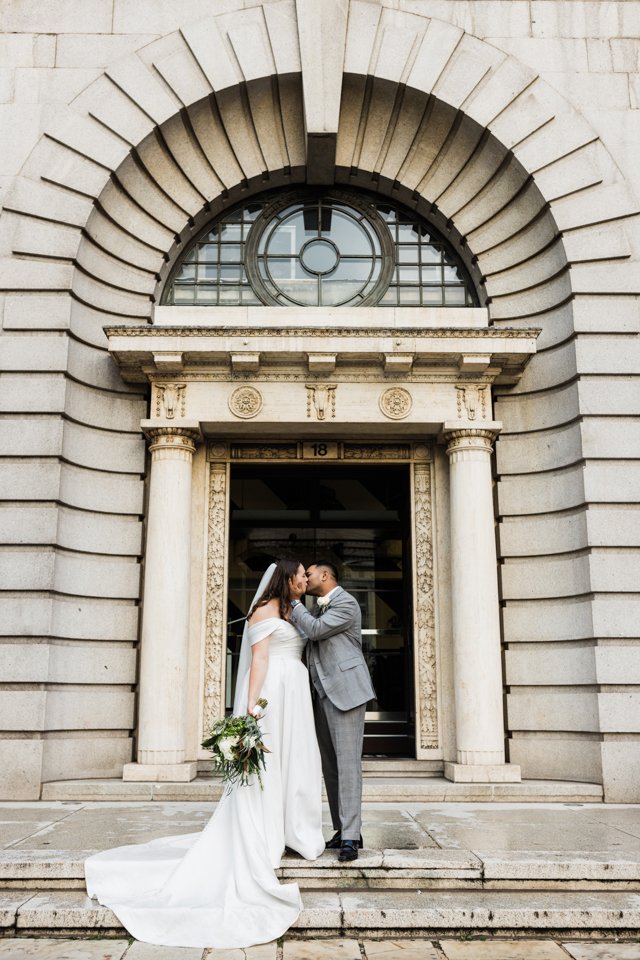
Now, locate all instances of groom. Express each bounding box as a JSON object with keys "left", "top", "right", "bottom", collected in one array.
[{"left": 289, "top": 561, "right": 375, "bottom": 862}]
